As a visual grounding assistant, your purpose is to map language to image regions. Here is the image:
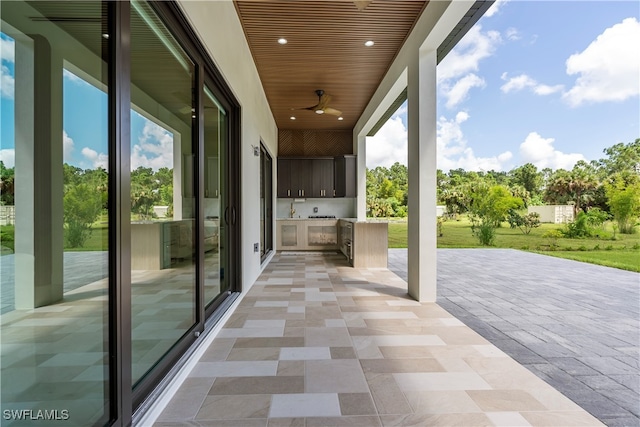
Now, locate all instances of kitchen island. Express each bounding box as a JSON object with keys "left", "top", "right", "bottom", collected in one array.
[
  {"left": 276, "top": 218, "right": 388, "bottom": 268},
  {"left": 276, "top": 218, "right": 339, "bottom": 251}
]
